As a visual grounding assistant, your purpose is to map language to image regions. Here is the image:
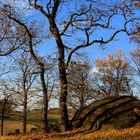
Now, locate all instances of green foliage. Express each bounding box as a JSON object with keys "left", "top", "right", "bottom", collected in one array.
[{"left": 7, "top": 111, "right": 60, "bottom": 127}]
